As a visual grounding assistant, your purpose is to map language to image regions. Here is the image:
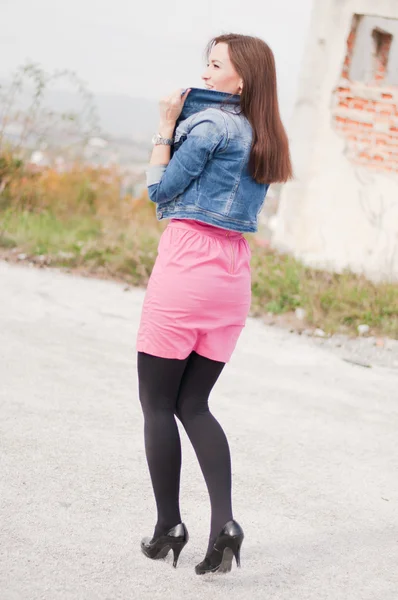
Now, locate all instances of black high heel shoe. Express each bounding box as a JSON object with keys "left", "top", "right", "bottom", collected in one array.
[
  {"left": 141, "top": 523, "right": 189, "bottom": 568},
  {"left": 195, "top": 520, "right": 244, "bottom": 575}
]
